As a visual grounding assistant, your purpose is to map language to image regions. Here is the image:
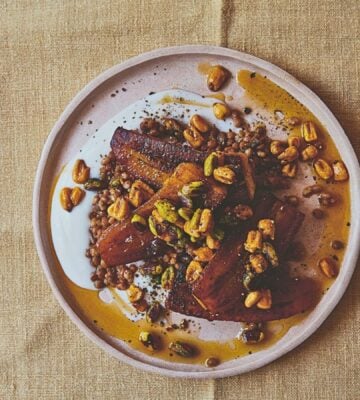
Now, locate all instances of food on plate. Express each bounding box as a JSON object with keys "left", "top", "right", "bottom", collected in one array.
[{"left": 54, "top": 66, "right": 350, "bottom": 367}]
